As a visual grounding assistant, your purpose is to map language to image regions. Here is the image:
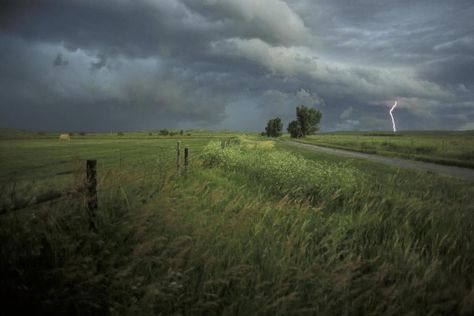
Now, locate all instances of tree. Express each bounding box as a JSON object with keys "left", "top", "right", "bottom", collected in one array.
[
  {"left": 287, "top": 105, "right": 322, "bottom": 138},
  {"left": 265, "top": 117, "right": 283, "bottom": 137},
  {"left": 296, "top": 105, "right": 322, "bottom": 136},
  {"left": 287, "top": 120, "right": 302, "bottom": 138}
]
